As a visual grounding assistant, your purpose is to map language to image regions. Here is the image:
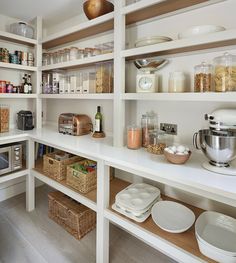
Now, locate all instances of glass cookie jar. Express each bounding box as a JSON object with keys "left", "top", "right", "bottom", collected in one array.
[
  {"left": 213, "top": 52, "right": 236, "bottom": 92},
  {"left": 147, "top": 130, "right": 167, "bottom": 155}
]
